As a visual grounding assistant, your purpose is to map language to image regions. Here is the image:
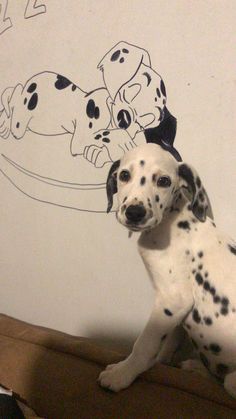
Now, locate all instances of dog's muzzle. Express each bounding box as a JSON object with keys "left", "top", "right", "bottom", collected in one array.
[{"left": 125, "top": 204, "right": 147, "bottom": 224}]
